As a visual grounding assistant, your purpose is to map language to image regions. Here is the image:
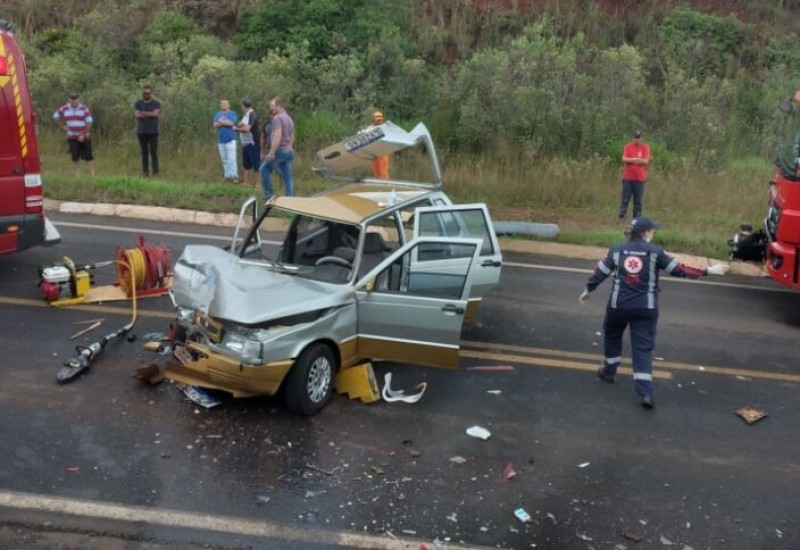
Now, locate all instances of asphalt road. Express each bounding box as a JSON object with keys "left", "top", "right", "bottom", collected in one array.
[{"left": 0, "top": 213, "right": 798, "bottom": 549}]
